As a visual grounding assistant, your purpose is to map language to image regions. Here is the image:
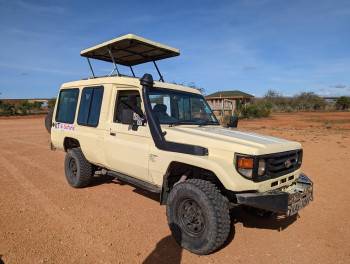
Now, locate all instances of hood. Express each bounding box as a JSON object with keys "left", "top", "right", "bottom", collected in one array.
[{"left": 163, "top": 125, "right": 301, "bottom": 155}]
